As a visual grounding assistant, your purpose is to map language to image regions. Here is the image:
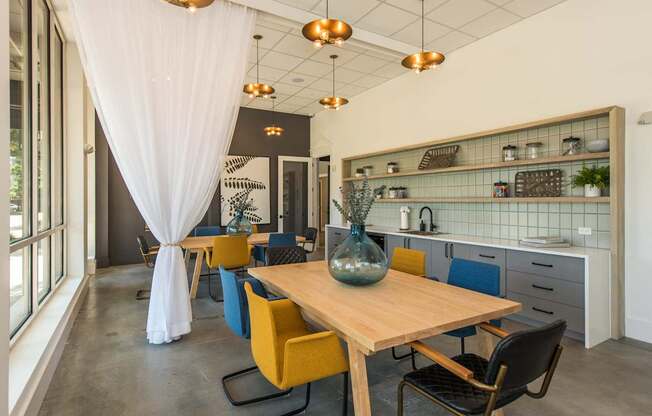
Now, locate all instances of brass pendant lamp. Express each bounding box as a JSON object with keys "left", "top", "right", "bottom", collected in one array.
[
  {"left": 264, "top": 96, "right": 284, "bottom": 136},
  {"left": 243, "top": 35, "right": 275, "bottom": 98},
  {"left": 163, "top": 0, "right": 214, "bottom": 13},
  {"left": 319, "top": 55, "right": 349, "bottom": 110},
  {"left": 401, "top": 0, "right": 445, "bottom": 73},
  {"left": 302, "top": 0, "right": 353, "bottom": 48}
]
